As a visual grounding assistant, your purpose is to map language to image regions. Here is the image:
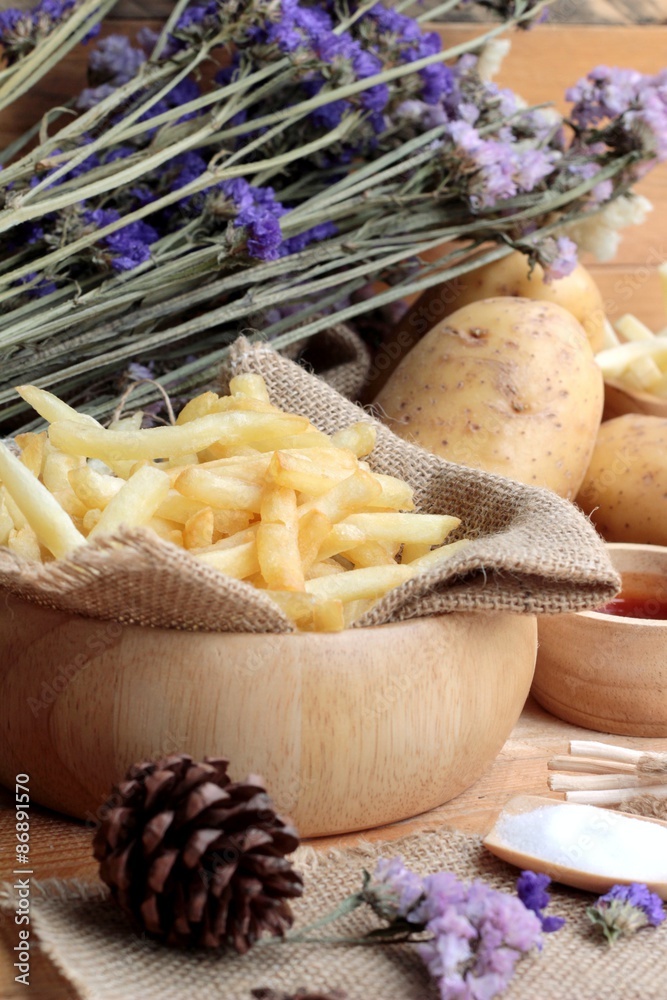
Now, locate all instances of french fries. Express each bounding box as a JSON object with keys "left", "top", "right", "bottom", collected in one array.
[
  {"left": 596, "top": 304, "right": 667, "bottom": 397},
  {"left": 0, "top": 378, "right": 468, "bottom": 631}
]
